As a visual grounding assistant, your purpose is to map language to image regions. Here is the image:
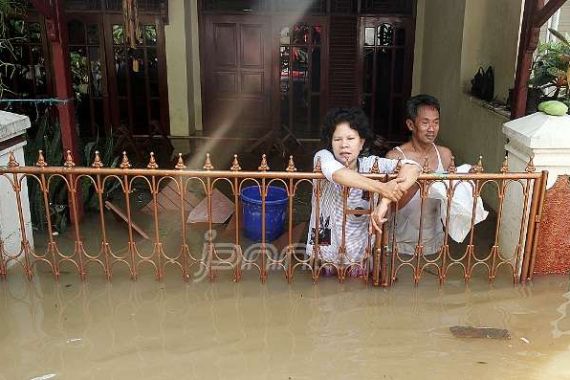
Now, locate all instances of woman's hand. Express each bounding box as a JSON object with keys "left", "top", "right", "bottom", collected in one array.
[
  {"left": 369, "top": 199, "right": 391, "bottom": 234},
  {"left": 378, "top": 178, "right": 405, "bottom": 202}
]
